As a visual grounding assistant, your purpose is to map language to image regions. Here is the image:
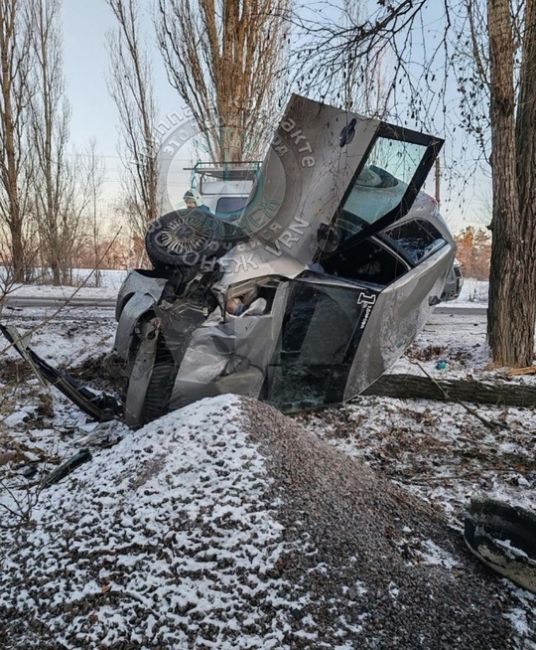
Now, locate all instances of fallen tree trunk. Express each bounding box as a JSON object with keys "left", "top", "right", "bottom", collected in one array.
[{"left": 363, "top": 373, "right": 536, "bottom": 408}]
